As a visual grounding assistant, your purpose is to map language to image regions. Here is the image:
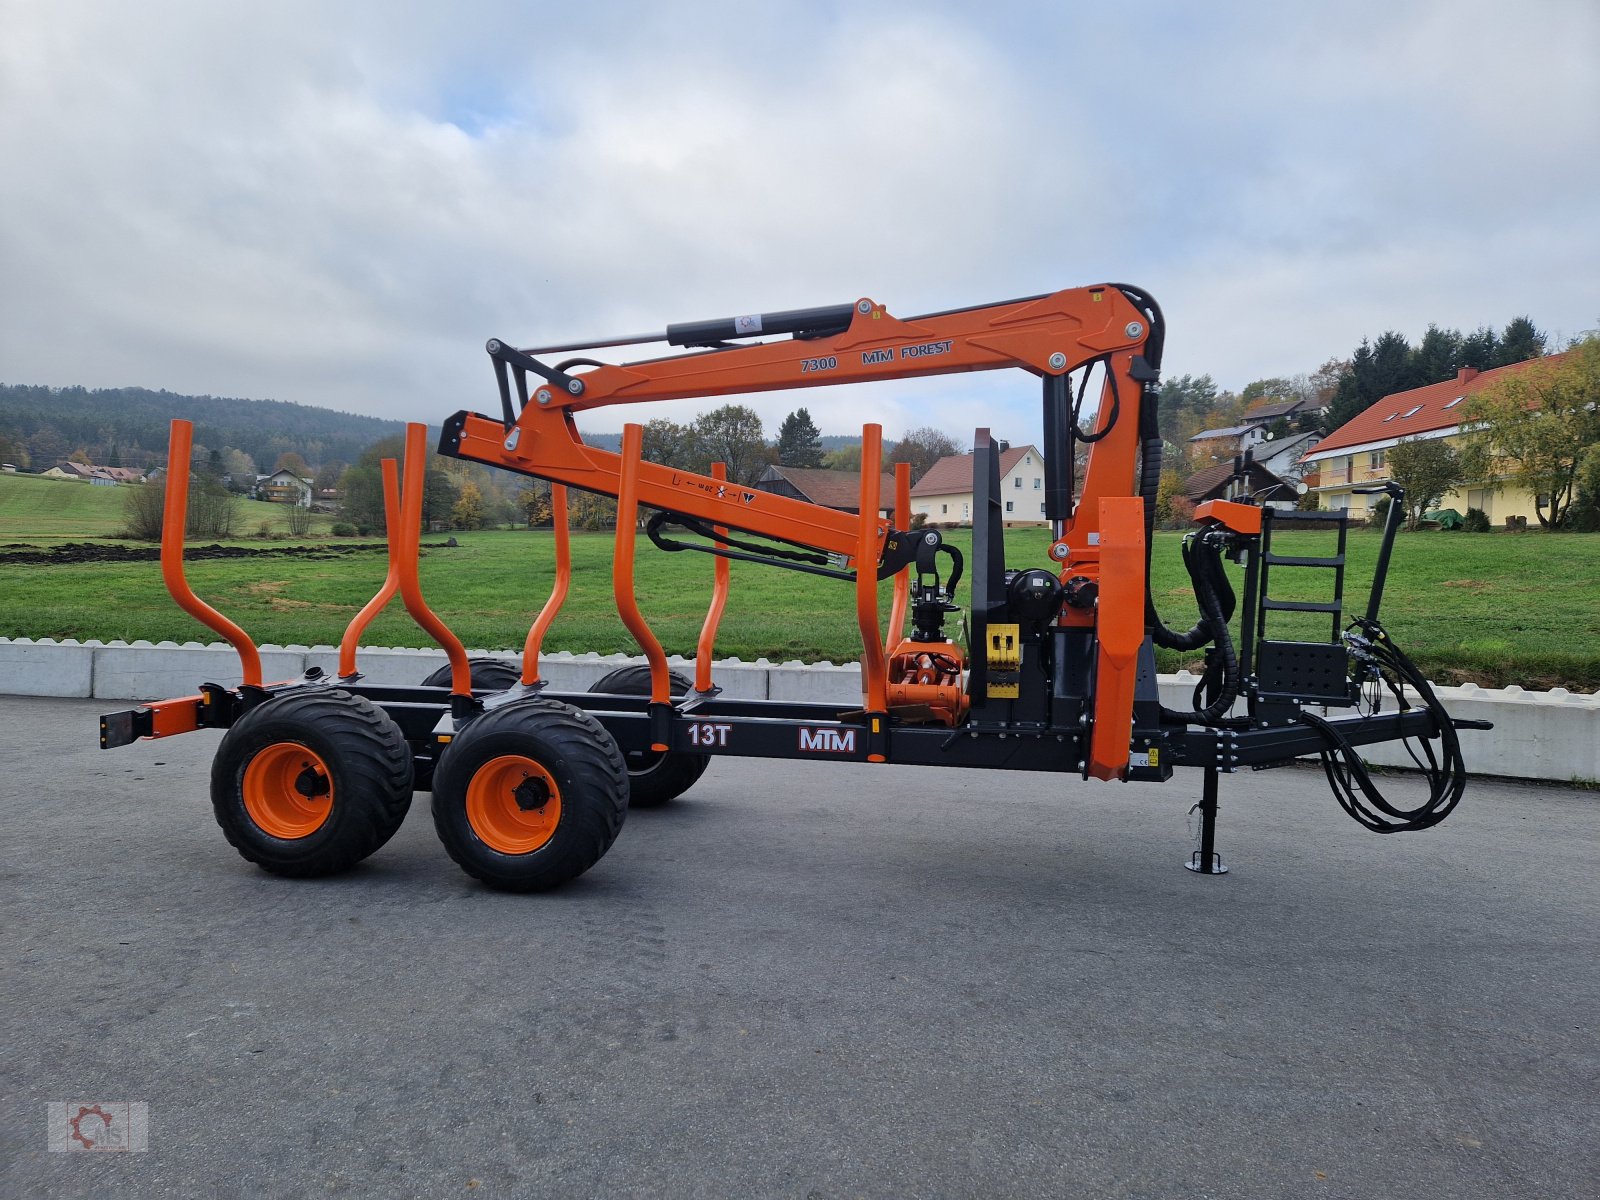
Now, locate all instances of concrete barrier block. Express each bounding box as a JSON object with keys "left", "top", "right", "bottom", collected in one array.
[
  {"left": 768, "top": 660, "right": 861, "bottom": 705},
  {"left": 0, "top": 637, "right": 95, "bottom": 698},
  {"left": 92, "top": 642, "right": 307, "bottom": 701},
  {"left": 691, "top": 657, "right": 769, "bottom": 700},
  {"left": 302, "top": 646, "right": 450, "bottom": 685}
]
